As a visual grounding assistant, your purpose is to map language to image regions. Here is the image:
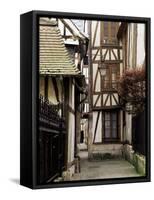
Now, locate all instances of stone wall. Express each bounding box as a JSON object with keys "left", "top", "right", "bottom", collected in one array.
[
  {"left": 122, "top": 144, "right": 146, "bottom": 175},
  {"left": 88, "top": 144, "right": 123, "bottom": 160}
]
